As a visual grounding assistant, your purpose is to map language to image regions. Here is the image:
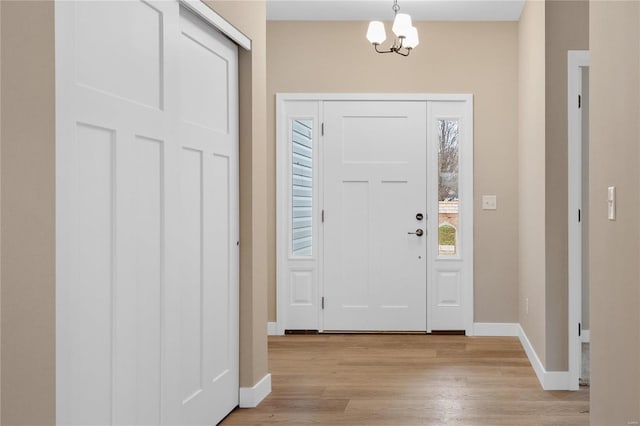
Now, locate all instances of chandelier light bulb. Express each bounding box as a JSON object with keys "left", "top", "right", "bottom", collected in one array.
[
  {"left": 404, "top": 26, "right": 419, "bottom": 49},
  {"left": 366, "top": 21, "right": 387, "bottom": 45},
  {"left": 392, "top": 13, "right": 412, "bottom": 38}
]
